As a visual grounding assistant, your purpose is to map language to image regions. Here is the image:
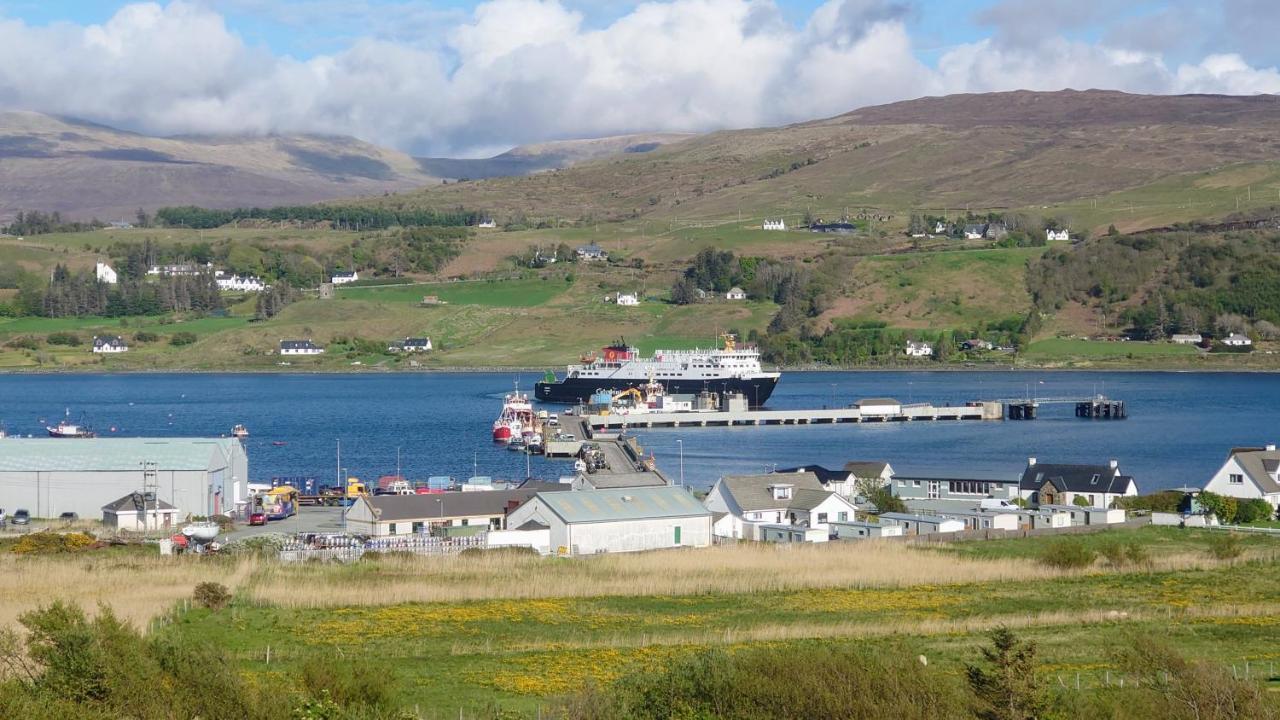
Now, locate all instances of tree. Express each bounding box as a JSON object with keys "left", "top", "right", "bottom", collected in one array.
[
  {"left": 670, "top": 276, "right": 699, "bottom": 305},
  {"left": 1107, "top": 224, "right": 1119, "bottom": 236},
  {"left": 854, "top": 476, "right": 905, "bottom": 514},
  {"left": 966, "top": 627, "right": 1047, "bottom": 720},
  {"left": 1072, "top": 495, "right": 1092, "bottom": 507},
  {"left": 1197, "top": 491, "right": 1237, "bottom": 524}
]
